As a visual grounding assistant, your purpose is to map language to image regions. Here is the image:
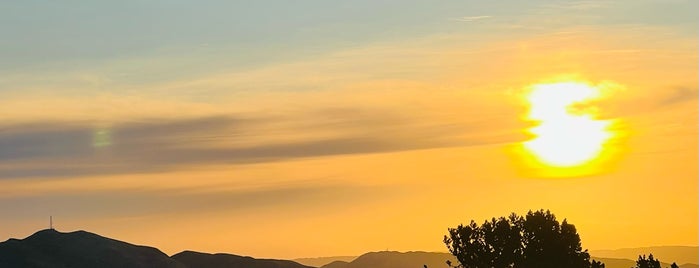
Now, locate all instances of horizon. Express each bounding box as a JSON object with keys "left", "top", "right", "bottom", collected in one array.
[
  {"left": 0, "top": 0, "right": 697, "bottom": 260},
  {"left": 3, "top": 228, "right": 698, "bottom": 268},
  {"left": 7, "top": 218, "right": 699, "bottom": 259},
  {"left": 5, "top": 227, "right": 699, "bottom": 260}
]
